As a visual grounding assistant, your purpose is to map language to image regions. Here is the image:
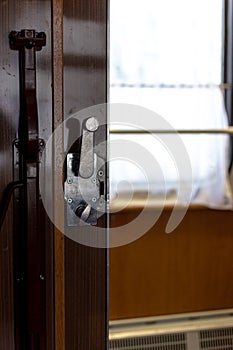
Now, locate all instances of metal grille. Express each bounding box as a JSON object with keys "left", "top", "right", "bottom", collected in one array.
[
  {"left": 110, "top": 312, "right": 233, "bottom": 350},
  {"left": 199, "top": 328, "right": 233, "bottom": 350},
  {"left": 109, "top": 333, "right": 187, "bottom": 350}
]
